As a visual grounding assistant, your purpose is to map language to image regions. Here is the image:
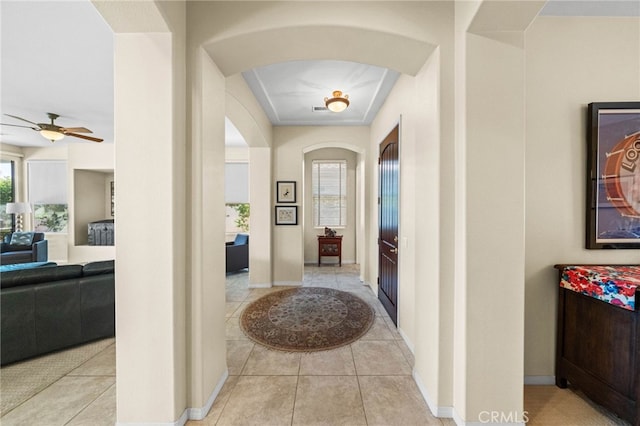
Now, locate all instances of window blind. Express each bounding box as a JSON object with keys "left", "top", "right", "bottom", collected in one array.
[{"left": 312, "top": 160, "right": 347, "bottom": 227}]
